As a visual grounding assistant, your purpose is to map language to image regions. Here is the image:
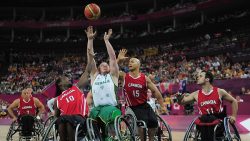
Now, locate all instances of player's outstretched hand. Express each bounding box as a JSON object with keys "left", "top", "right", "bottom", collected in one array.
[
  {"left": 104, "top": 29, "right": 112, "bottom": 41},
  {"left": 118, "top": 49, "right": 129, "bottom": 61},
  {"left": 85, "top": 26, "right": 97, "bottom": 40}
]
